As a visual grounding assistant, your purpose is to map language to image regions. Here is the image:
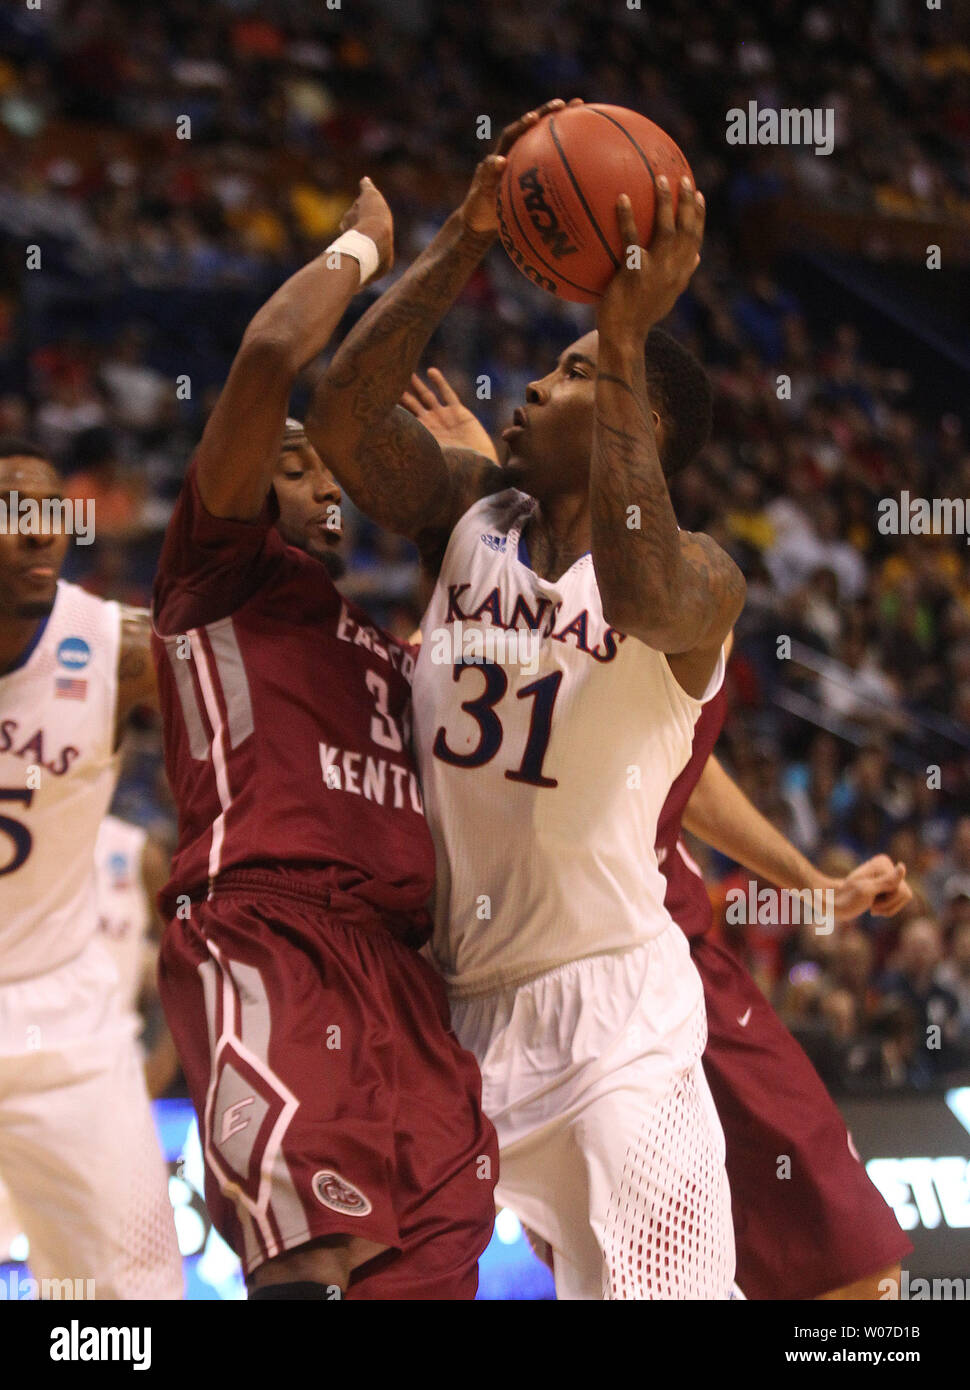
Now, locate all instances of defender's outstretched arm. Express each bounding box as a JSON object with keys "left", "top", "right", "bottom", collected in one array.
[
  {"left": 195, "top": 180, "right": 393, "bottom": 522},
  {"left": 683, "top": 754, "right": 912, "bottom": 921}
]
